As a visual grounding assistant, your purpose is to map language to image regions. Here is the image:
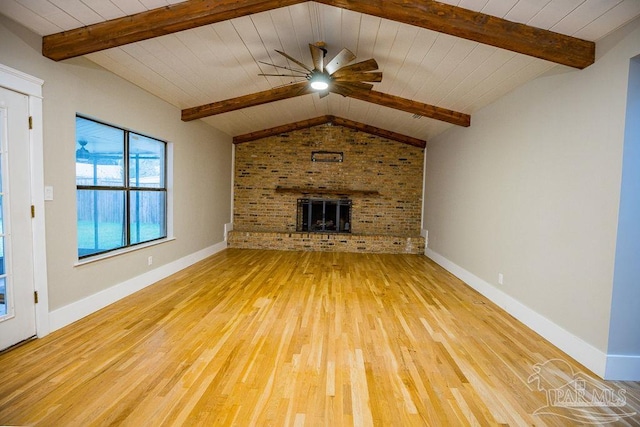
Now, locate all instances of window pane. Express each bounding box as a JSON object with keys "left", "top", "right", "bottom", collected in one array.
[
  {"left": 77, "top": 190, "right": 126, "bottom": 257},
  {"left": 129, "top": 191, "right": 166, "bottom": 245},
  {"left": 76, "top": 117, "right": 125, "bottom": 187},
  {"left": 129, "top": 133, "right": 165, "bottom": 188}
]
